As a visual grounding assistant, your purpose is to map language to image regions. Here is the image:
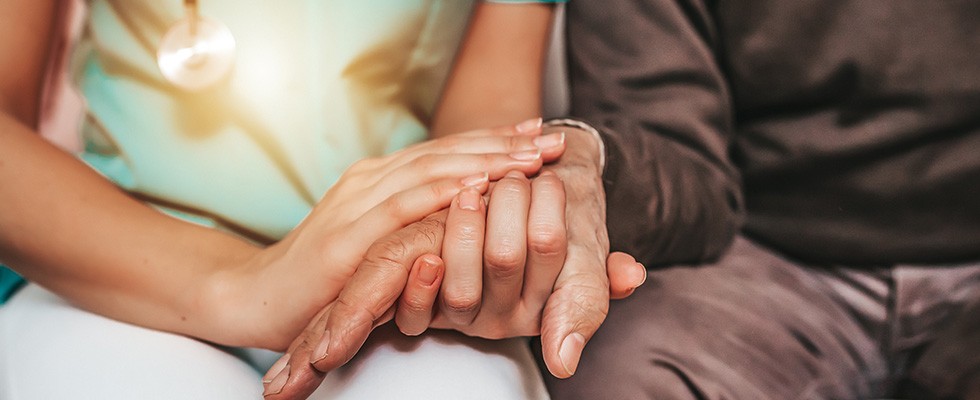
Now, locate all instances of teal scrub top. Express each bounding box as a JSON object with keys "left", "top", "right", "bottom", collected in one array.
[{"left": 1, "top": 0, "right": 566, "bottom": 303}]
